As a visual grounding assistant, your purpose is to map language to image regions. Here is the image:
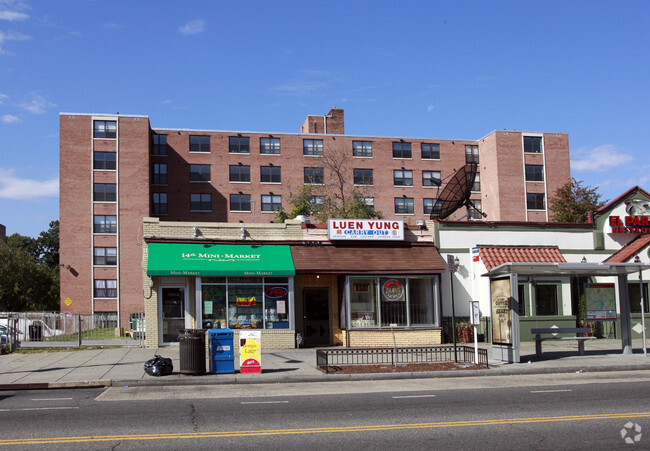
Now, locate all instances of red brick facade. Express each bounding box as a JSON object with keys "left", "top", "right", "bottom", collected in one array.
[{"left": 59, "top": 109, "right": 571, "bottom": 325}]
